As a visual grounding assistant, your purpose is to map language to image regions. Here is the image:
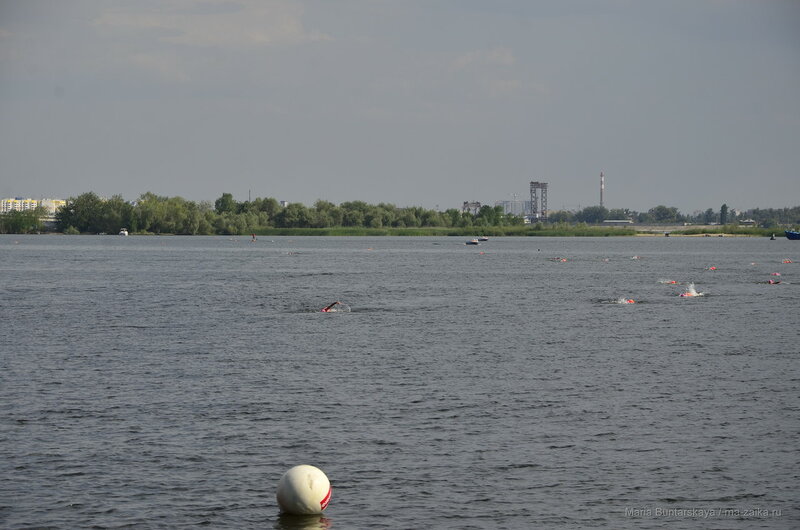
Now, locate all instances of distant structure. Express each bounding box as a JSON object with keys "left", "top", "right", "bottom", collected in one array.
[
  {"left": 600, "top": 172, "right": 605, "bottom": 208},
  {"left": 529, "top": 182, "right": 548, "bottom": 221},
  {"left": 494, "top": 199, "right": 531, "bottom": 216},
  {"left": 1, "top": 197, "right": 66, "bottom": 215},
  {"left": 462, "top": 201, "right": 481, "bottom": 215}
]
